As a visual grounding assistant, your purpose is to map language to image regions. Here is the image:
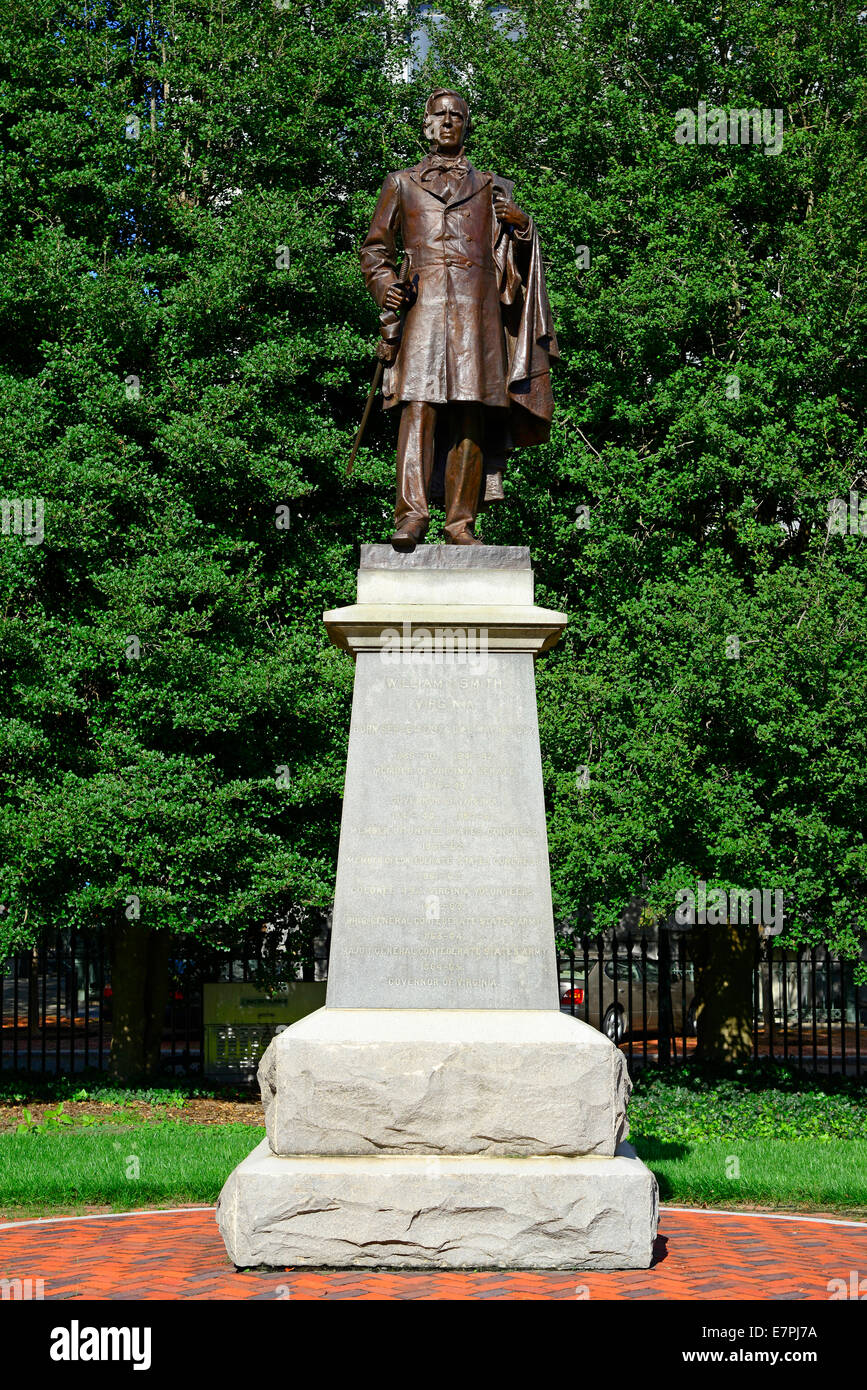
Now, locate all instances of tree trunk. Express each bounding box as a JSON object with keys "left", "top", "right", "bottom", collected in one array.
[
  {"left": 692, "top": 920, "right": 756, "bottom": 1063},
  {"left": 109, "top": 919, "right": 171, "bottom": 1080}
]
